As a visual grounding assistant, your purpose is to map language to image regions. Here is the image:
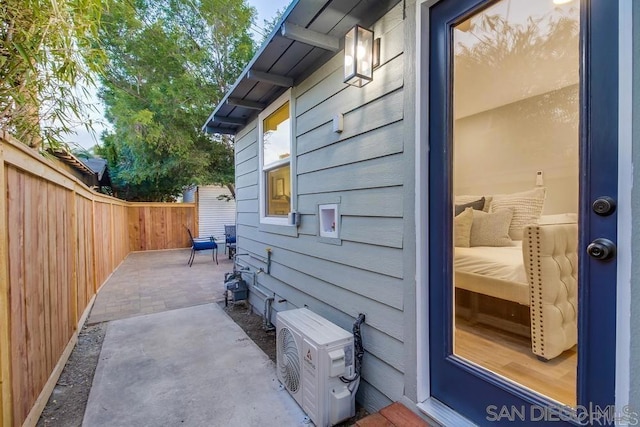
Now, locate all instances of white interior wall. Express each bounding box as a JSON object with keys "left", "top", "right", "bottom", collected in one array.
[
  {"left": 453, "top": 84, "right": 579, "bottom": 214},
  {"left": 452, "top": 0, "right": 579, "bottom": 215}
]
